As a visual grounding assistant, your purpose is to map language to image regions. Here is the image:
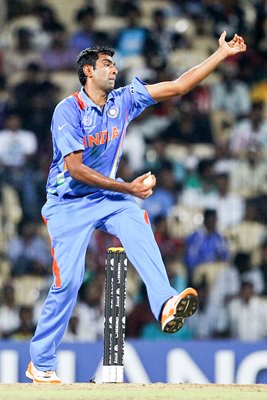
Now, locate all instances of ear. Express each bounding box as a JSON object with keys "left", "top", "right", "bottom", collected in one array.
[{"left": 83, "top": 64, "right": 93, "bottom": 78}]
